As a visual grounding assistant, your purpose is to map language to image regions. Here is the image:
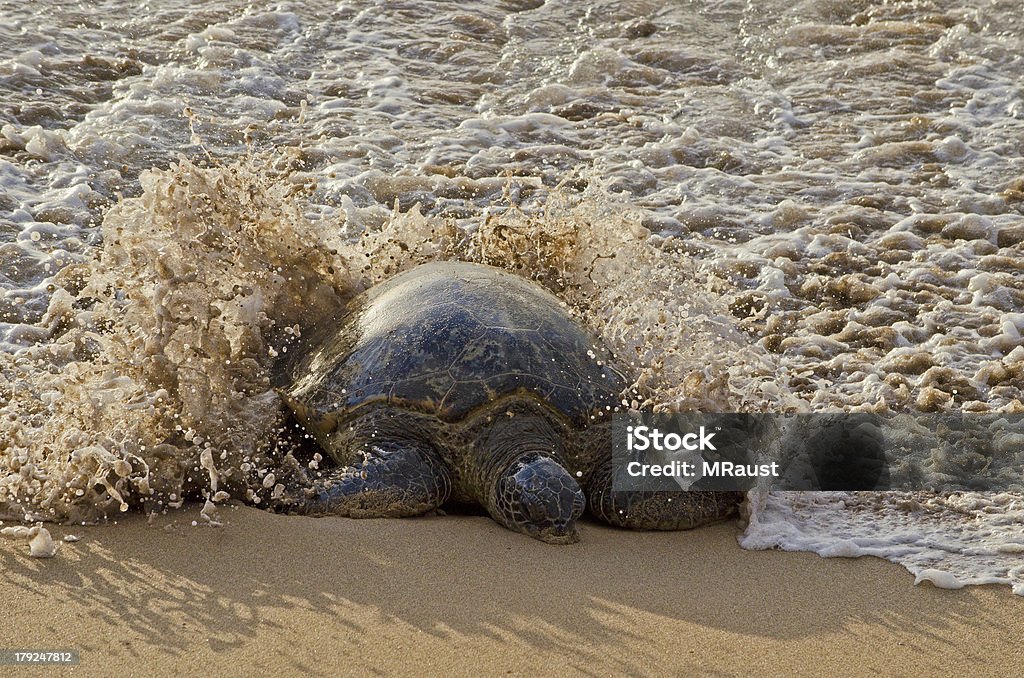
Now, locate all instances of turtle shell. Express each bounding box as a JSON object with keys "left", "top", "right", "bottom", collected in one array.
[{"left": 288, "top": 261, "right": 626, "bottom": 432}]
